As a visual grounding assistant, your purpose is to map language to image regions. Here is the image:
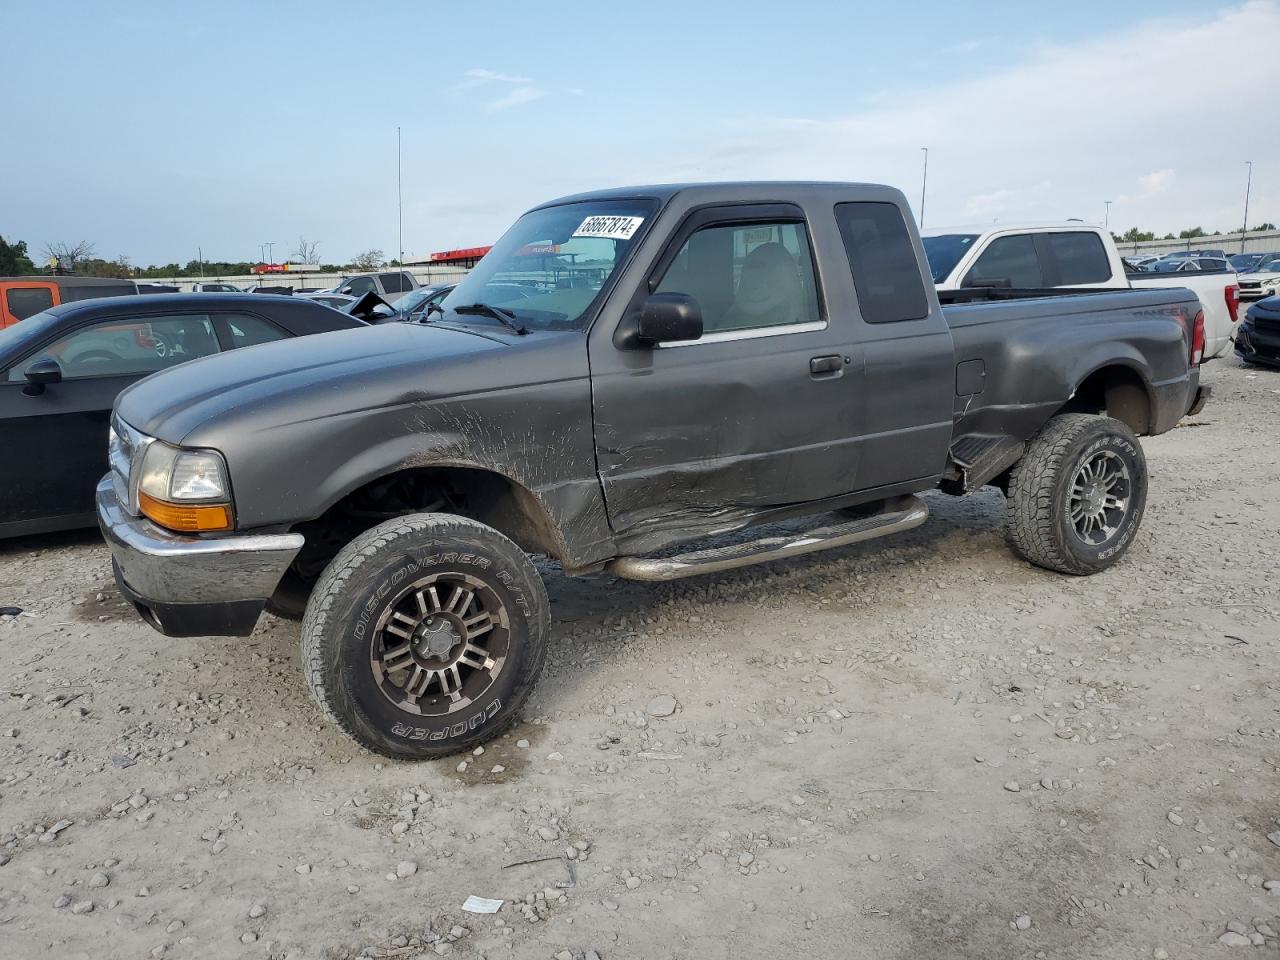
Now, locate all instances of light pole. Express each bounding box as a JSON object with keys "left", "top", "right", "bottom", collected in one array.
[
  {"left": 397, "top": 126, "right": 404, "bottom": 266},
  {"left": 919, "top": 147, "right": 929, "bottom": 229},
  {"left": 266, "top": 241, "right": 276, "bottom": 265},
  {"left": 1104, "top": 201, "right": 1112, "bottom": 231},
  {"left": 258, "top": 244, "right": 266, "bottom": 265},
  {"left": 1241, "top": 161, "right": 1253, "bottom": 254}
]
